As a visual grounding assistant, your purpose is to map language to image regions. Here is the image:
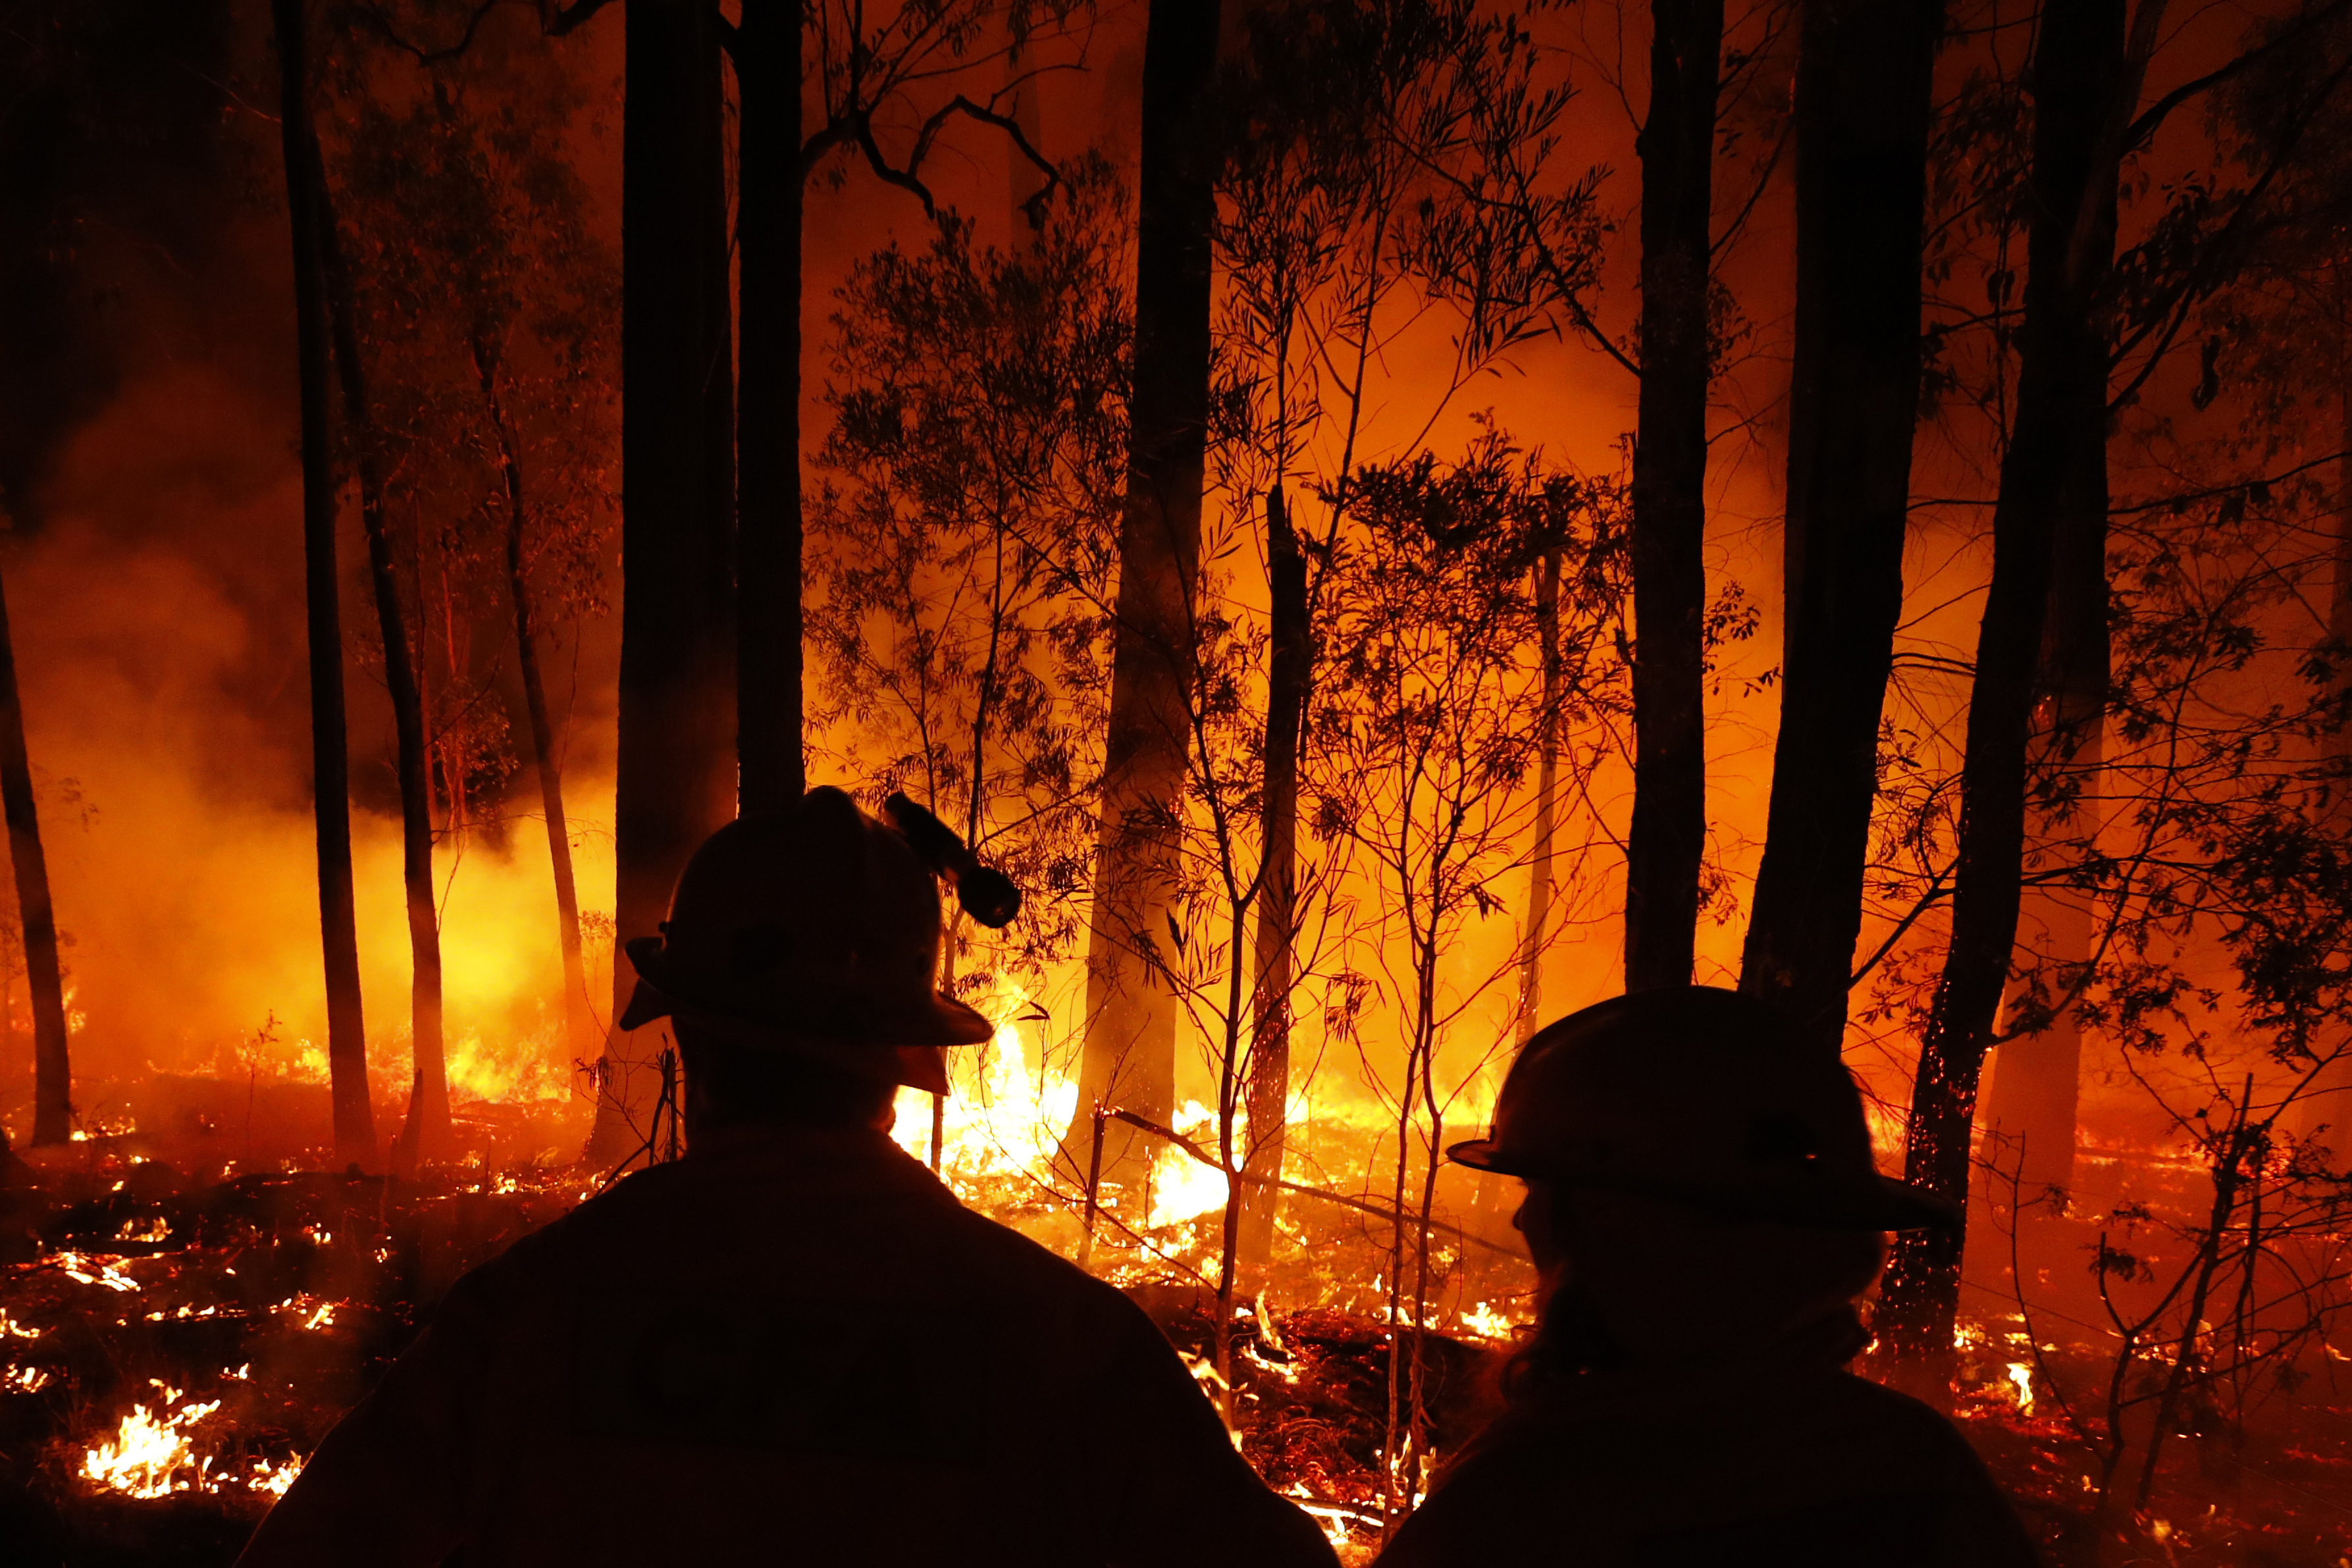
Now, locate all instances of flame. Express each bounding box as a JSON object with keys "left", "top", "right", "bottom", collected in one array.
[
  {"left": 248, "top": 1453, "right": 303, "bottom": 1496},
  {"left": 444, "top": 1030, "right": 572, "bottom": 1103},
  {"left": 1455, "top": 1301, "right": 1519, "bottom": 1343},
  {"left": 80, "top": 1384, "right": 221, "bottom": 1498},
  {"left": 78, "top": 1376, "right": 303, "bottom": 1498},
  {"left": 2005, "top": 1361, "right": 2035, "bottom": 1415},
  {"left": 0, "top": 1308, "right": 40, "bottom": 1339},
  {"left": 1149, "top": 1105, "right": 1232, "bottom": 1228},
  {"left": 890, "top": 996, "right": 1079, "bottom": 1186},
  {"left": 6, "top": 1365, "right": 49, "bottom": 1391}
]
